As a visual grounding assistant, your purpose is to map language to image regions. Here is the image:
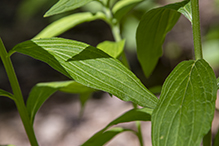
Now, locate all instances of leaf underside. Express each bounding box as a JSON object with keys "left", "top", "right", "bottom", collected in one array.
[
  {"left": 27, "top": 80, "right": 94, "bottom": 124},
  {"left": 152, "top": 59, "right": 217, "bottom": 146}
]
